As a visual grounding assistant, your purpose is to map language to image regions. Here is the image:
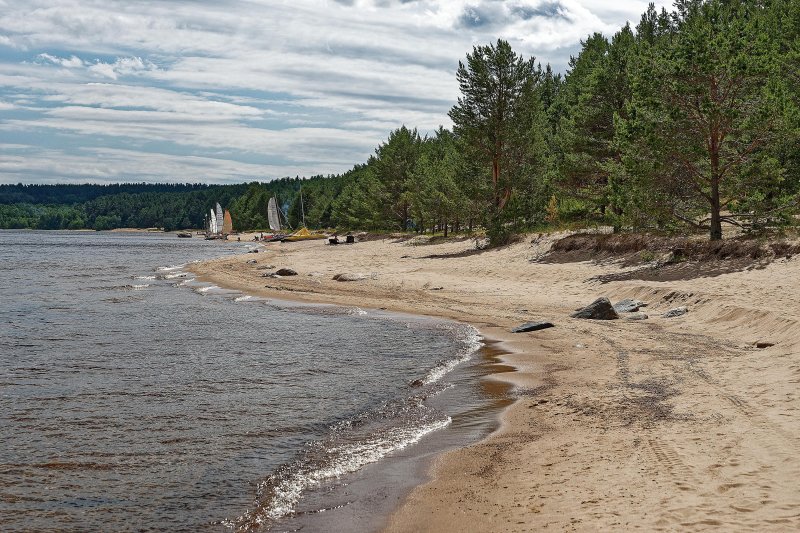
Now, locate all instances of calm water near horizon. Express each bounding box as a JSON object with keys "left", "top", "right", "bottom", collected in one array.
[{"left": 0, "top": 230, "right": 507, "bottom": 532}]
